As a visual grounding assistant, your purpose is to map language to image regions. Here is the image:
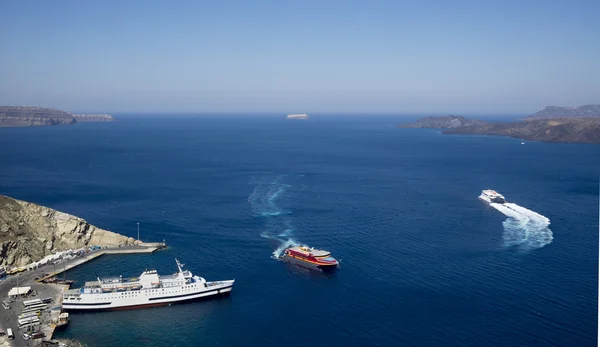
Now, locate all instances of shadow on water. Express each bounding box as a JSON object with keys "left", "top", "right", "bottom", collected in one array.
[{"left": 284, "top": 262, "right": 338, "bottom": 283}]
